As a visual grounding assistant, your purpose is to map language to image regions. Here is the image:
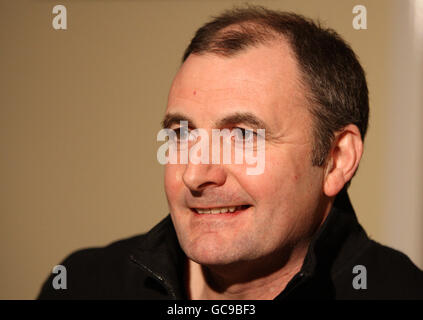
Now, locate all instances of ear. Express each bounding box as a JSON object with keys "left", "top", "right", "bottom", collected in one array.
[{"left": 323, "top": 124, "right": 363, "bottom": 197}]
